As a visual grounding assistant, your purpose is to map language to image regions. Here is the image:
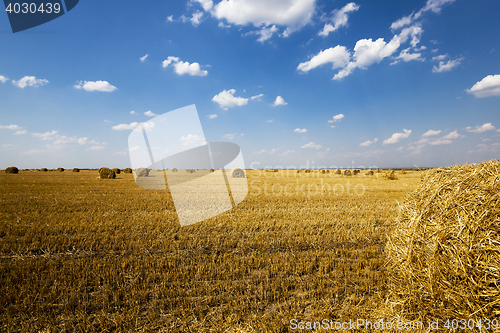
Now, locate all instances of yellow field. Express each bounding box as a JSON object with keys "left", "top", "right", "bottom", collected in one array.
[{"left": 0, "top": 169, "right": 421, "bottom": 332}]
